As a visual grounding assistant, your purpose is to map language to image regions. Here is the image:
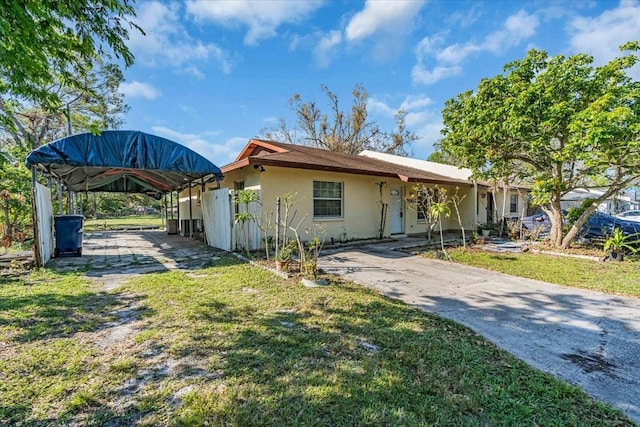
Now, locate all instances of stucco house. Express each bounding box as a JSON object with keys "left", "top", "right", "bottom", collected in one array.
[
  {"left": 360, "top": 150, "right": 530, "bottom": 225},
  {"left": 178, "top": 139, "right": 478, "bottom": 250}
]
